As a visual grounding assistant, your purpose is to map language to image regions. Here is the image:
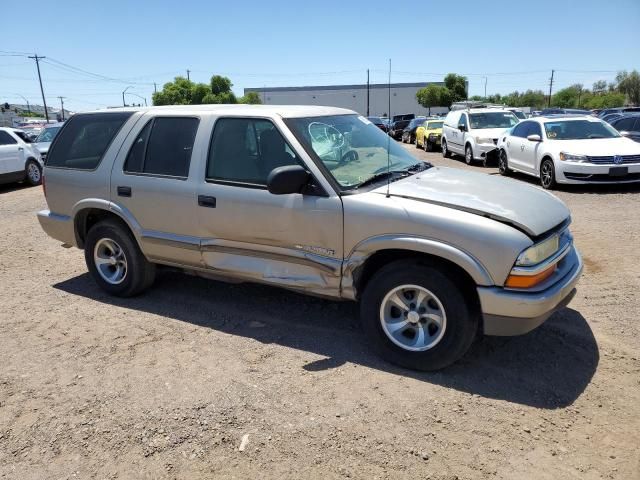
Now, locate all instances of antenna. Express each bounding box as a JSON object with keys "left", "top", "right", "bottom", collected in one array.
[{"left": 386, "top": 58, "right": 391, "bottom": 198}]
